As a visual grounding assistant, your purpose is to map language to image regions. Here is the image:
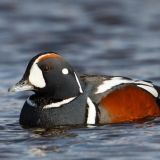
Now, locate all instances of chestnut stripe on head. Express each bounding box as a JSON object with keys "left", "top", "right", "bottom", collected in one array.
[{"left": 37, "top": 53, "right": 63, "bottom": 62}]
